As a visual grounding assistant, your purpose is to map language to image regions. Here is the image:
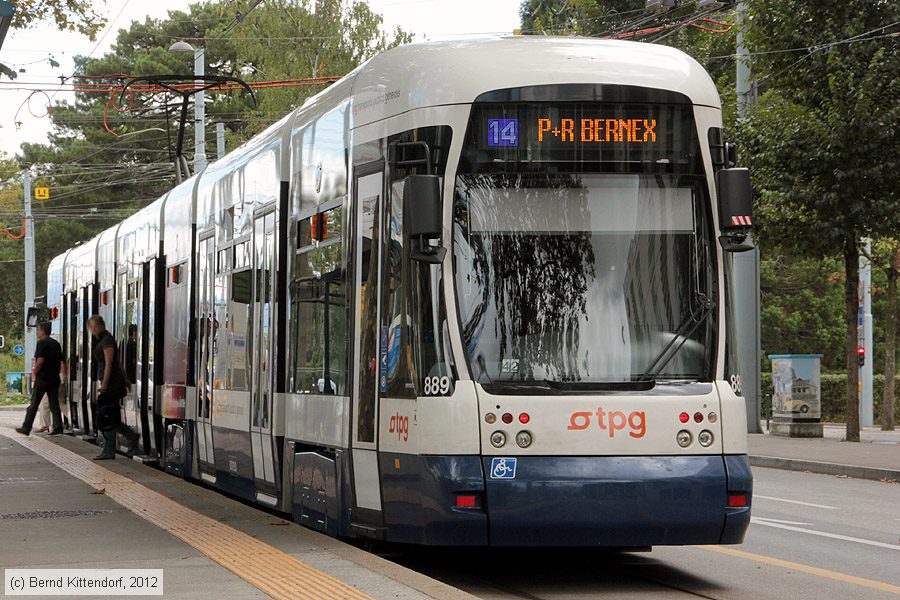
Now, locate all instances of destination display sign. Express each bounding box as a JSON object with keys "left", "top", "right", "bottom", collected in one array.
[{"left": 472, "top": 102, "right": 699, "bottom": 169}]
